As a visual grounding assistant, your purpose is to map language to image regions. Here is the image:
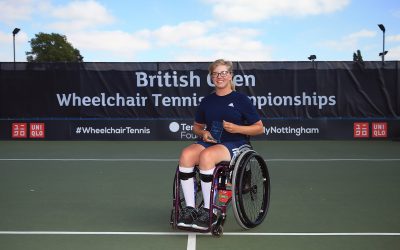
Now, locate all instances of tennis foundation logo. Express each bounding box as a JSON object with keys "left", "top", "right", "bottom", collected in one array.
[
  {"left": 169, "top": 122, "right": 180, "bottom": 133},
  {"left": 353, "top": 122, "right": 387, "bottom": 138},
  {"left": 169, "top": 122, "right": 197, "bottom": 140}
]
